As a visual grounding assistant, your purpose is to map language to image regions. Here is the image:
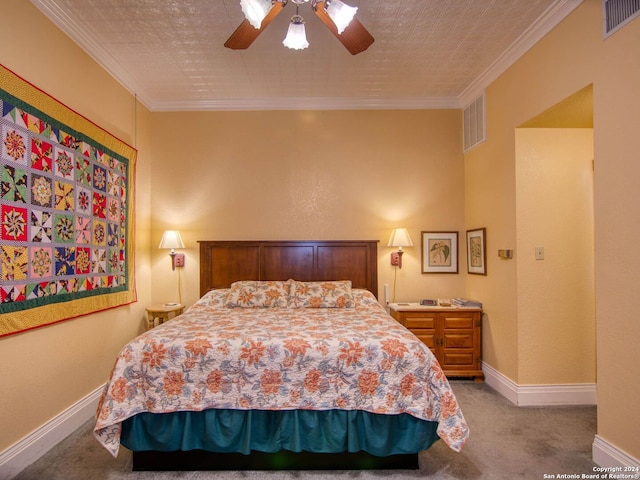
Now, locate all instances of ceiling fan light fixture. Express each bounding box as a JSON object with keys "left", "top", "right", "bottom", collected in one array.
[
  {"left": 240, "top": 0, "right": 274, "bottom": 29},
  {"left": 283, "top": 14, "right": 310, "bottom": 50},
  {"left": 226, "top": 0, "right": 373, "bottom": 54},
  {"left": 325, "top": 0, "right": 357, "bottom": 34}
]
